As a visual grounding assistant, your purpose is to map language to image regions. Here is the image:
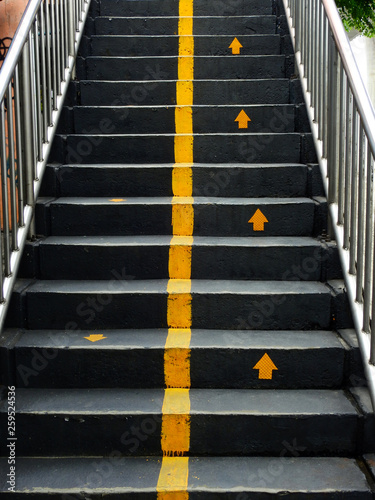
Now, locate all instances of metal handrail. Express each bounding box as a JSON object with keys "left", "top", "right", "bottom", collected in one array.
[
  {"left": 0, "top": 0, "right": 91, "bottom": 331},
  {"left": 283, "top": 0, "right": 375, "bottom": 409}
]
